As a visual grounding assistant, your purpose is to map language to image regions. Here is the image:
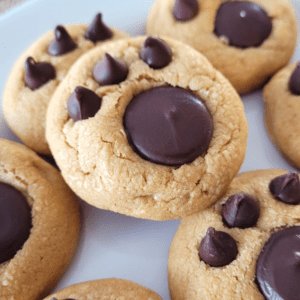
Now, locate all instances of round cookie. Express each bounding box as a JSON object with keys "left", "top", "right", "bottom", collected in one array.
[
  {"left": 263, "top": 62, "right": 300, "bottom": 169},
  {"left": 146, "top": 0, "right": 297, "bottom": 94},
  {"left": 43, "top": 278, "right": 162, "bottom": 300},
  {"left": 46, "top": 35, "right": 247, "bottom": 220},
  {"left": 3, "top": 13, "right": 129, "bottom": 154},
  {"left": 0, "top": 138, "right": 80, "bottom": 300},
  {"left": 168, "top": 169, "right": 300, "bottom": 300}
]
